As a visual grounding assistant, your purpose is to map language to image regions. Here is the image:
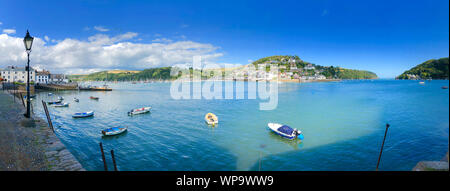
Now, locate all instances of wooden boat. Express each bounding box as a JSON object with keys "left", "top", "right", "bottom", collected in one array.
[
  {"left": 268, "top": 123, "right": 304, "bottom": 140},
  {"left": 73, "top": 98, "right": 79, "bottom": 102},
  {"left": 205, "top": 113, "right": 218, "bottom": 125},
  {"left": 72, "top": 111, "right": 94, "bottom": 118},
  {"left": 128, "top": 107, "right": 151, "bottom": 115},
  {"left": 102, "top": 127, "right": 127, "bottom": 136},
  {"left": 54, "top": 102, "right": 69, "bottom": 107},
  {"left": 90, "top": 96, "right": 99, "bottom": 100},
  {"left": 442, "top": 86, "right": 448, "bottom": 89},
  {"left": 47, "top": 100, "right": 62, "bottom": 105}
]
